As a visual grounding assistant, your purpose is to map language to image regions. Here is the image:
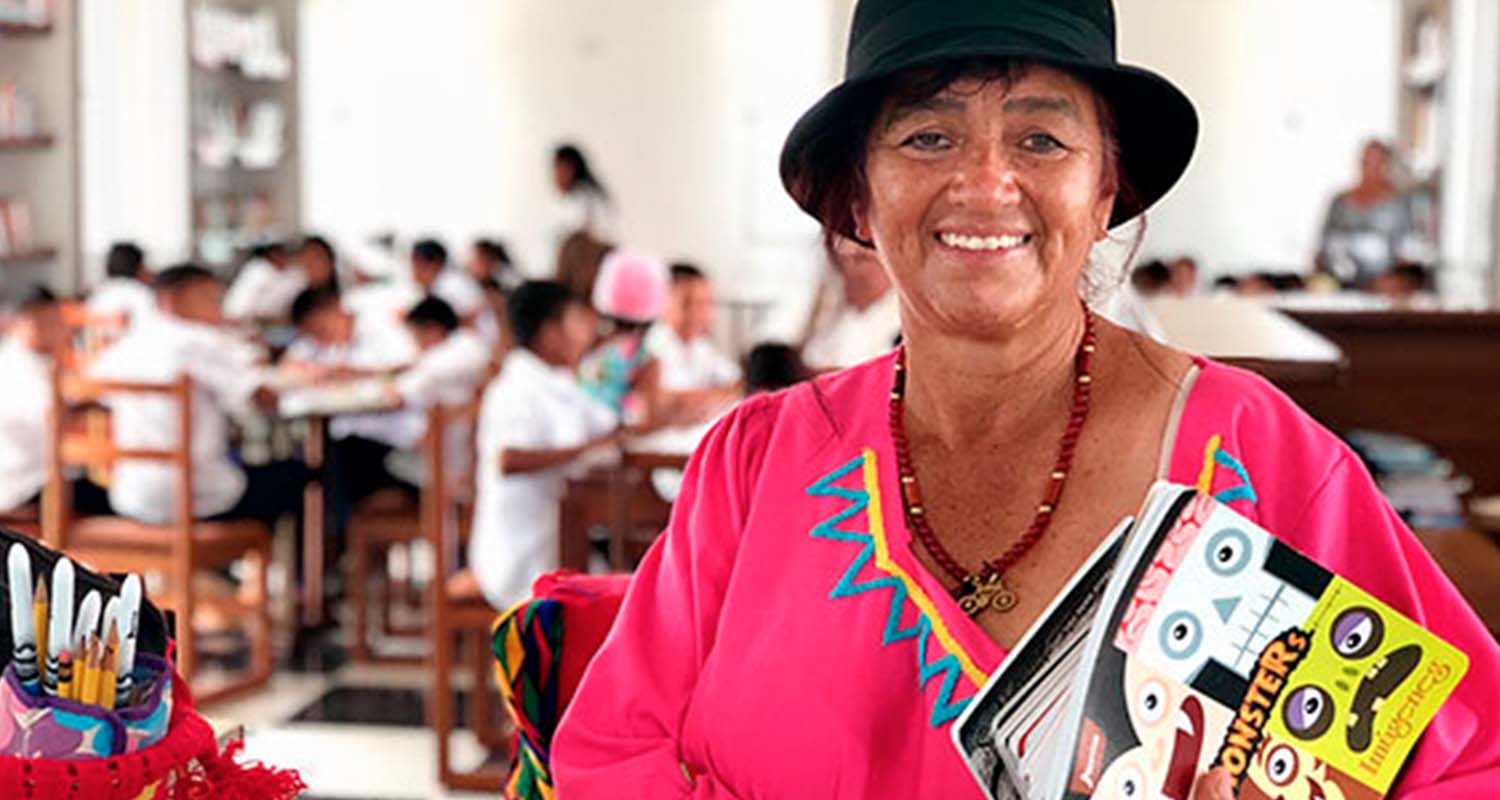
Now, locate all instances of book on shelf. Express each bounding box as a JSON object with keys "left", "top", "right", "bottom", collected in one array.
[
  {"left": 0, "top": 199, "right": 35, "bottom": 255},
  {"left": 0, "top": 82, "right": 40, "bottom": 139},
  {"left": 953, "top": 483, "right": 1468, "bottom": 800},
  {"left": 0, "top": 0, "right": 49, "bottom": 27}
]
